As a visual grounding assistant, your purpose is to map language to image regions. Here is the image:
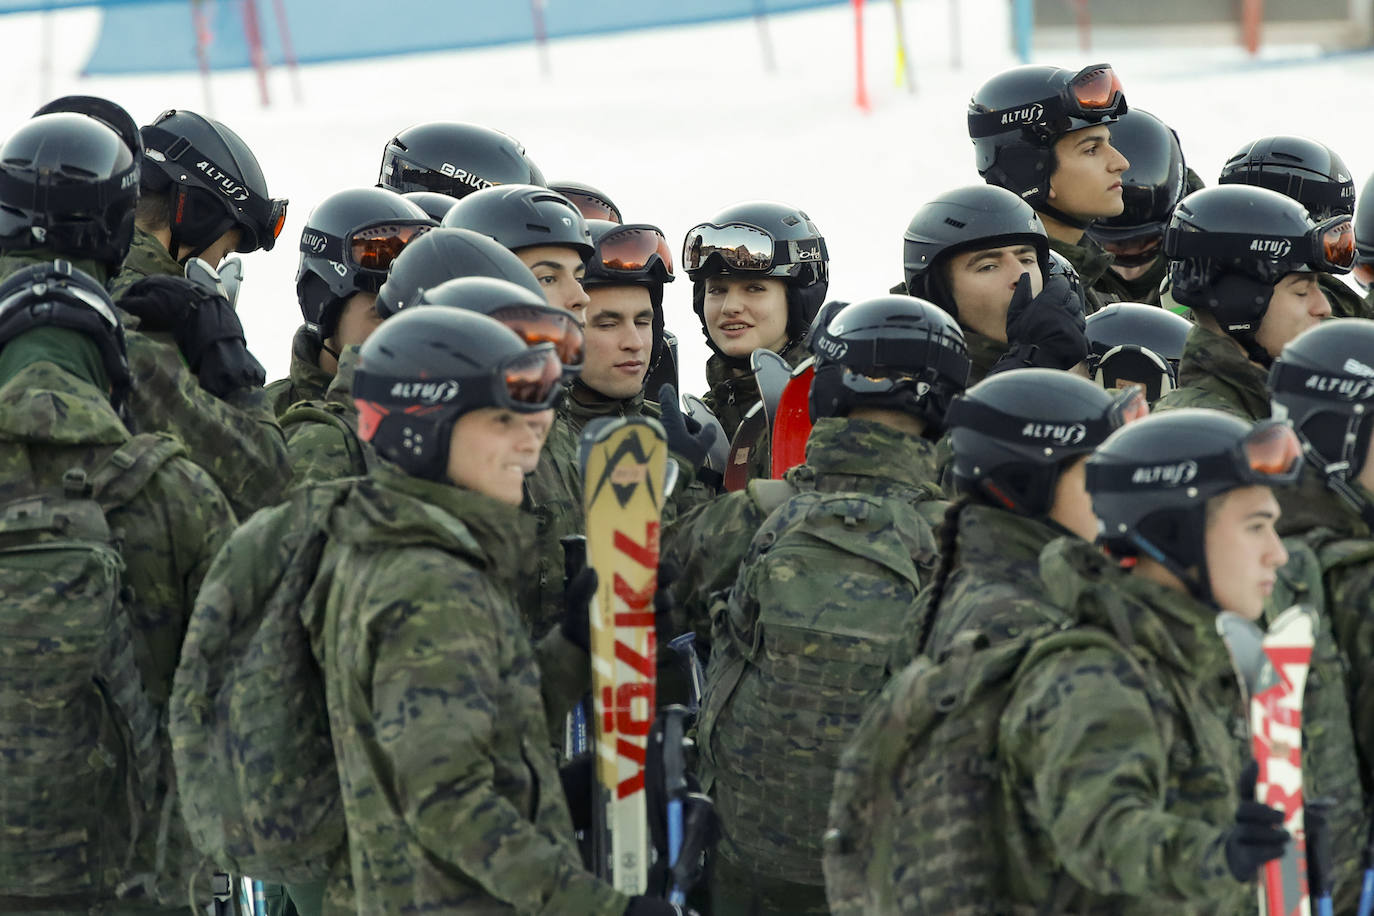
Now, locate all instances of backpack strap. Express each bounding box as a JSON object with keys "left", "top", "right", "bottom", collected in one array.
[
  {"left": 280, "top": 403, "right": 371, "bottom": 476},
  {"left": 89, "top": 433, "right": 187, "bottom": 513},
  {"left": 745, "top": 477, "right": 799, "bottom": 519}
]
